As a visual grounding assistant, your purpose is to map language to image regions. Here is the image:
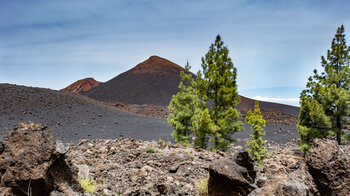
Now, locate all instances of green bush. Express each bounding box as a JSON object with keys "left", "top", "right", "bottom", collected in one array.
[
  {"left": 158, "top": 138, "right": 164, "bottom": 143},
  {"left": 195, "top": 177, "right": 208, "bottom": 195},
  {"left": 144, "top": 146, "right": 157, "bottom": 153},
  {"left": 78, "top": 174, "right": 97, "bottom": 194}
]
